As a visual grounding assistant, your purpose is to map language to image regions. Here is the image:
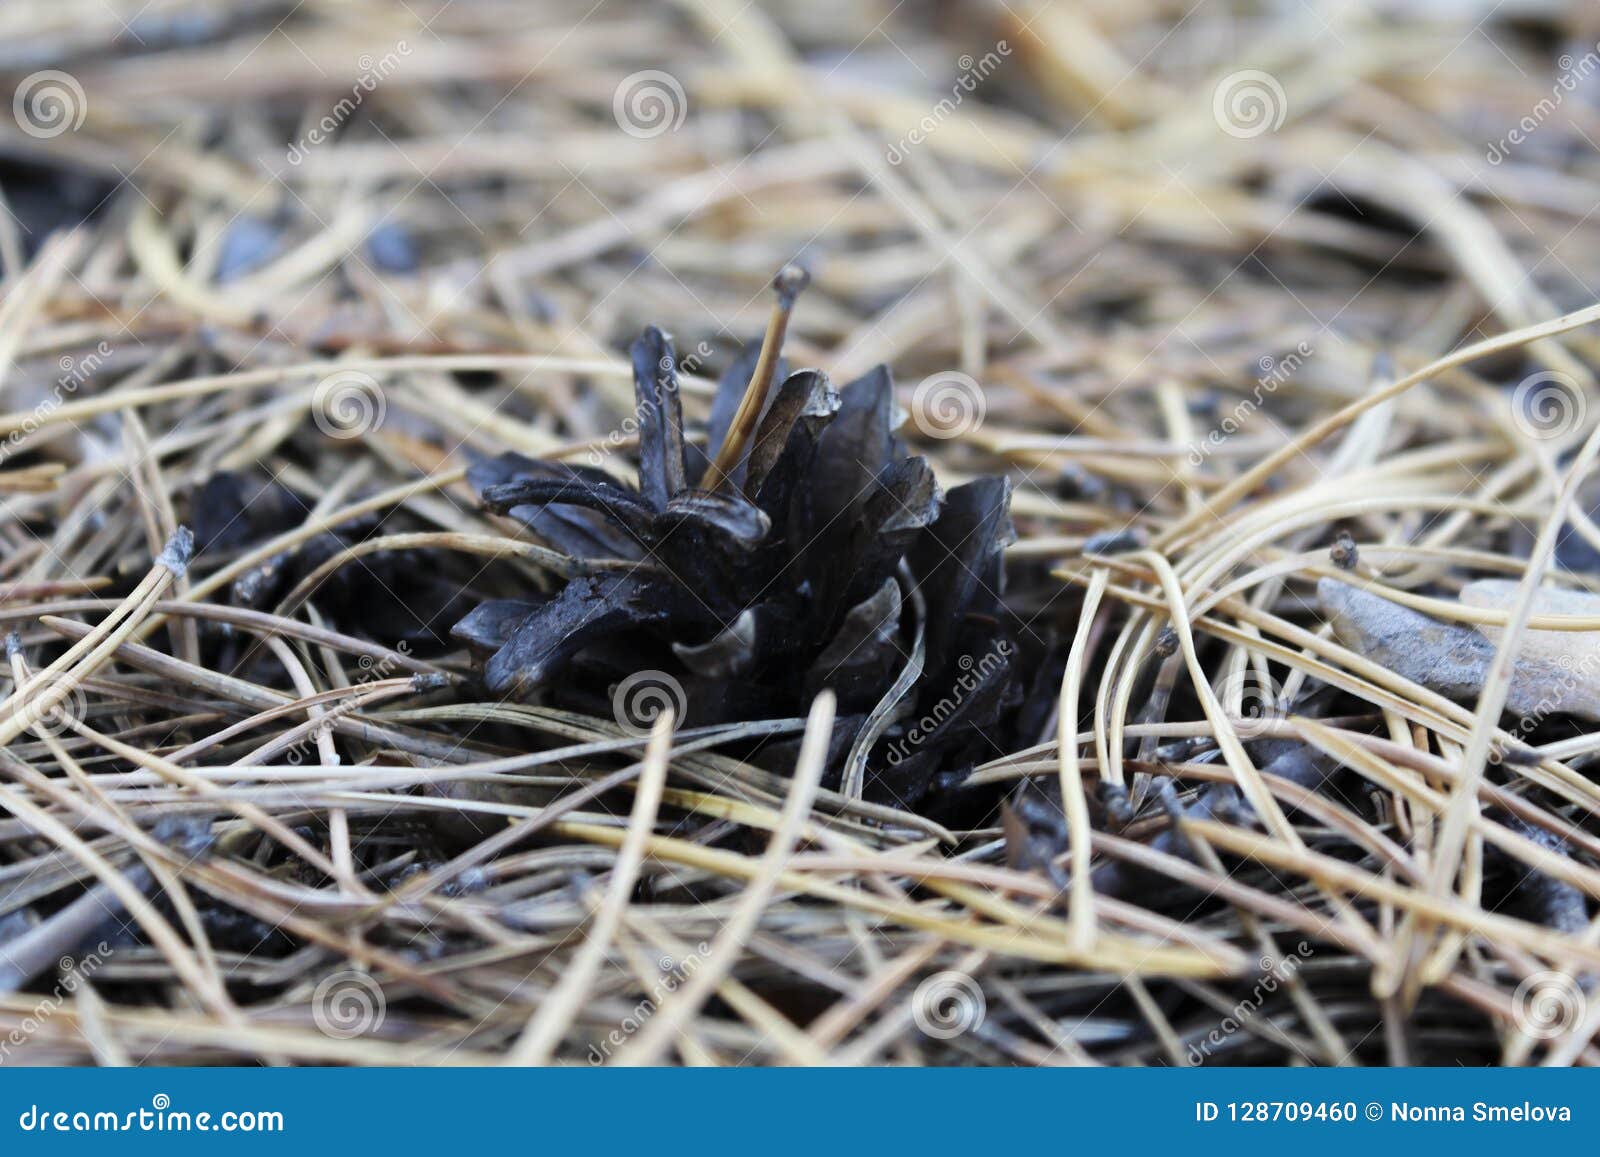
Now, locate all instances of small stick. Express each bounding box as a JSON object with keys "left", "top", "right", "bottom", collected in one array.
[
  {"left": 0, "top": 781, "right": 223, "bottom": 1011},
  {"left": 702, "top": 265, "right": 809, "bottom": 493},
  {"left": 0, "top": 865, "right": 152, "bottom": 993}
]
